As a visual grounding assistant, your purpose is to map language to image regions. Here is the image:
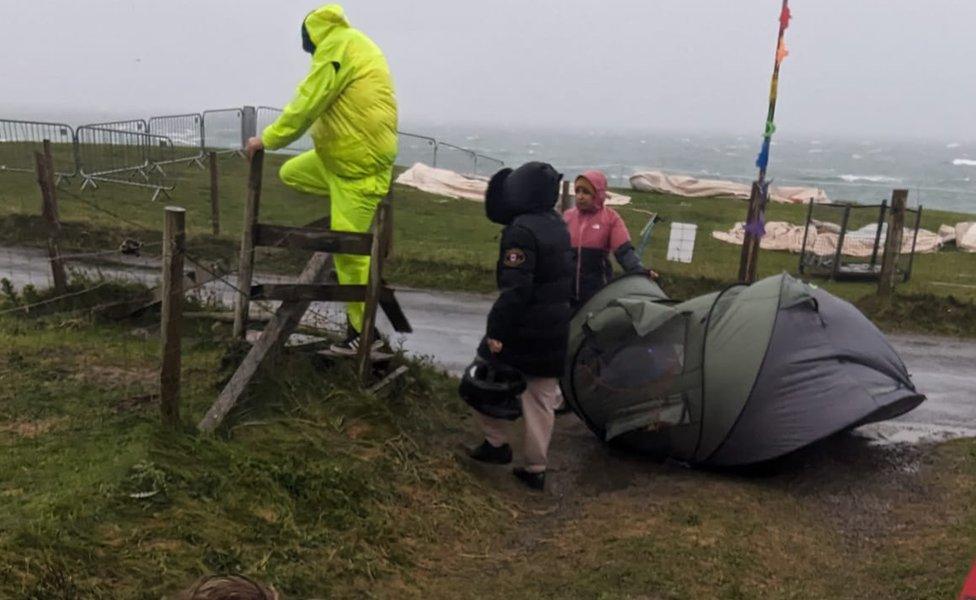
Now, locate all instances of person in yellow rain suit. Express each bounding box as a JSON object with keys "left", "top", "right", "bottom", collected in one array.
[{"left": 246, "top": 4, "right": 397, "bottom": 355}]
